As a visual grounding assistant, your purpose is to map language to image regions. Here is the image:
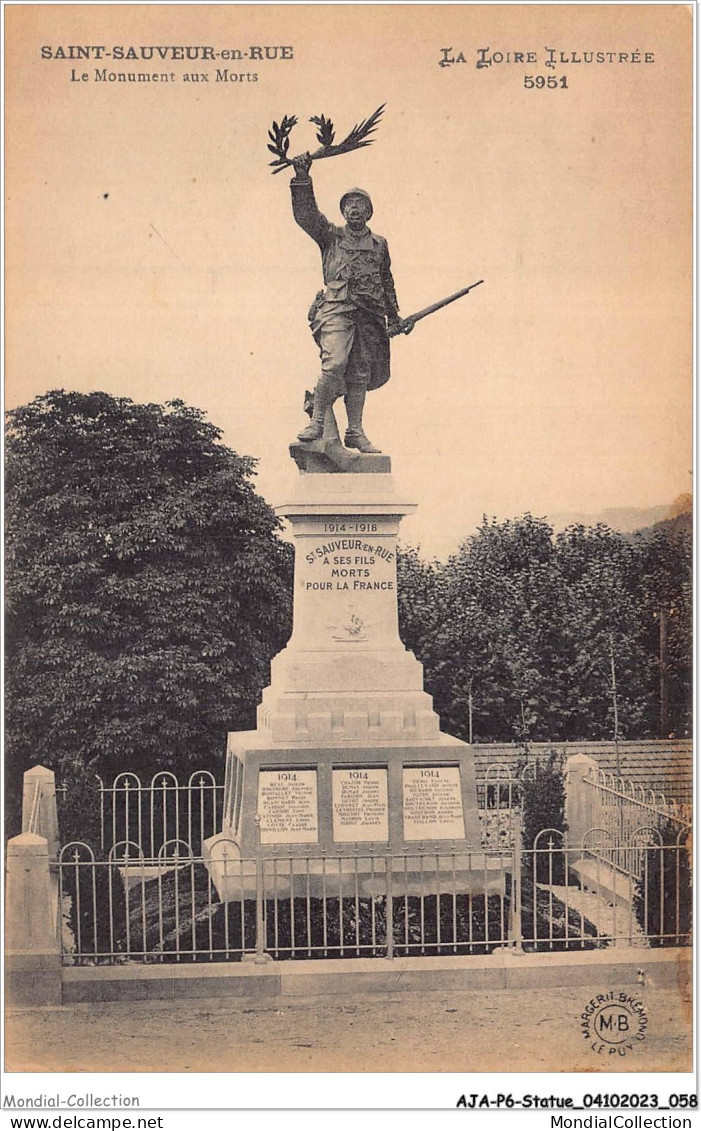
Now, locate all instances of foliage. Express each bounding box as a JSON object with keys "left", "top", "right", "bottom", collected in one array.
[
  {"left": 396, "top": 546, "right": 449, "bottom": 715},
  {"left": 633, "top": 822, "right": 692, "bottom": 947},
  {"left": 517, "top": 753, "right": 601, "bottom": 945},
  {"left": 556, "top": 524, "right": 652, "bottom": 742},
  {"left": 459, "top": 516, "right": 570, "bottom": 745},
  {"left": 56, "top": 761, "right": 103, "bottom": 849},
  {"left": 636, "top": 530, "right": 693, "bottom": 737},
  {"left": 520, "top": 751, "right": 567, "bottom": 847},
  {"left": 397, "top": 515, "right": 692, "bottom": 745},
  {"left": 520, "top": 750, "right": 568, "bottom": 883},
  {"left": 6, "top": 390, "right": 293, "bottom": 820}
]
